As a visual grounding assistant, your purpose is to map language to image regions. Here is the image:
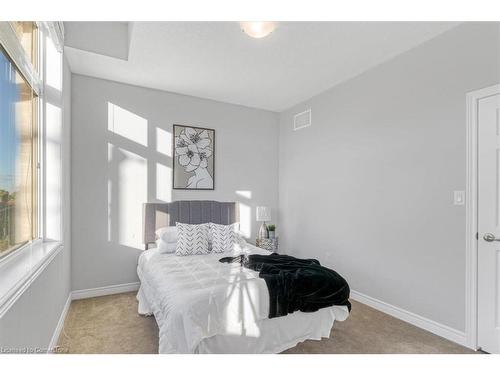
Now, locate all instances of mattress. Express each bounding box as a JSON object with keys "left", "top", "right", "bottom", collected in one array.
[{"left": 137, "top": 243, "right": 349, "bottom": 353}]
